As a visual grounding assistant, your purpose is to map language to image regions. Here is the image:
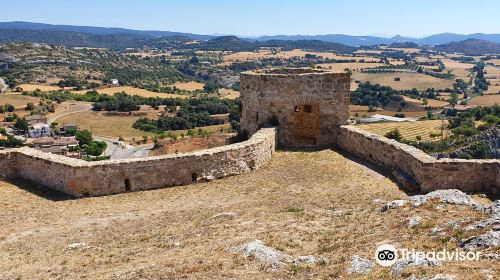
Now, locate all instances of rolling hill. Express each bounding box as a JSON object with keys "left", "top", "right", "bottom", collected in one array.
[
  {"left": 434, "top": 39, "right": 500, "bottom": 55},
  {"left": 1, "top": 21, "right": 500, "bottom": 47}
]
